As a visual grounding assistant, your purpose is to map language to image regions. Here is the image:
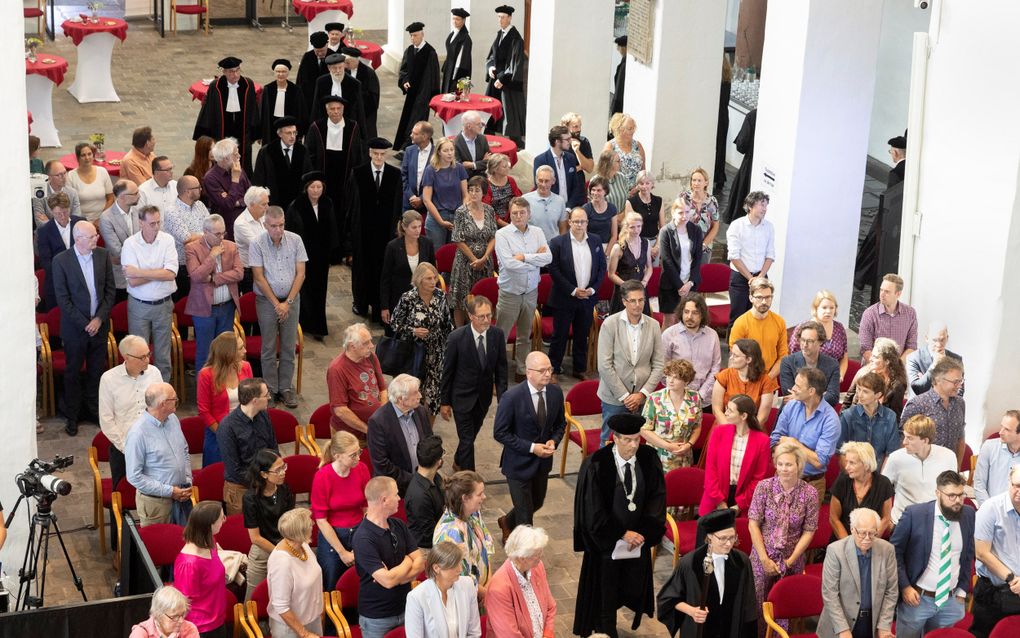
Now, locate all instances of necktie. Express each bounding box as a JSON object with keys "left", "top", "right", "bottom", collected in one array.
[
  {"left": 375, "top": 169, "right": 382, "bottom": 189},
  {"left": 284, "top": 147, "right": 291, "bottom": 165},
  {"left": 536, "top": 390, "right": 546, "bottom": 427},
  {"left": 623, "top": 462, "right": 633, "bottom": 495},
  {"left": 934, "top": 514, "right": 952, "bottom": 607},
  {"left": 477, "top": 334, "right": 486, "bottom": 365}
]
